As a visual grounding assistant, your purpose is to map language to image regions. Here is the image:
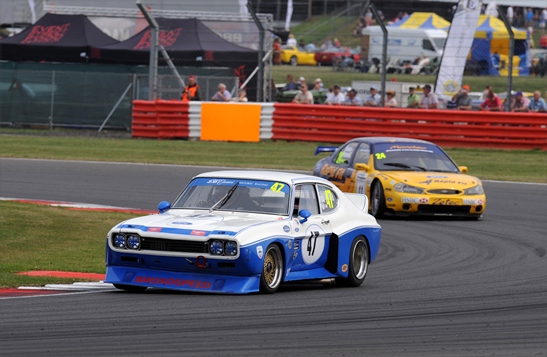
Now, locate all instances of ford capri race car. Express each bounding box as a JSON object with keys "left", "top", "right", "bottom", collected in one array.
[
  {"left": 105, "top": 171, "right": 381, "bottom": 294},
  {"left": 313, "top": 137, "right": 486, "bottom": 219}
]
